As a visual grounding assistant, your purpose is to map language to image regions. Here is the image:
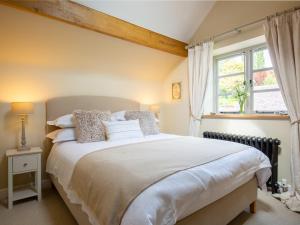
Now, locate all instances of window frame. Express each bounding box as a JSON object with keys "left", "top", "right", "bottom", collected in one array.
[{"left": 214, "top": 43, "right": 286, "bottom": 114}]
